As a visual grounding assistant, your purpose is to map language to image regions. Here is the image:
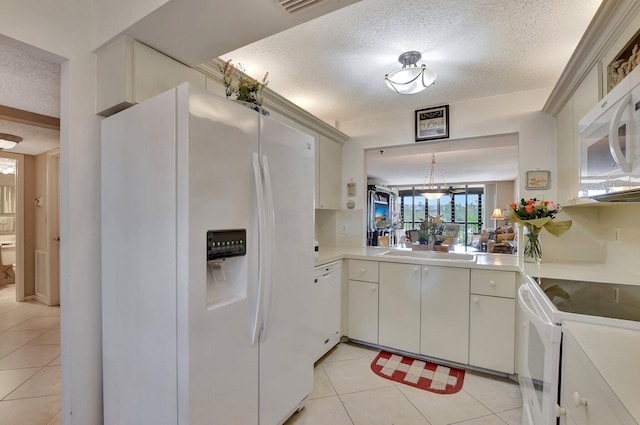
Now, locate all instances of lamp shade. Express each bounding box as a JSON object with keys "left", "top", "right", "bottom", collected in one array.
[{"left": 490, "top": 208, "right": 505, "bottom": 220}]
